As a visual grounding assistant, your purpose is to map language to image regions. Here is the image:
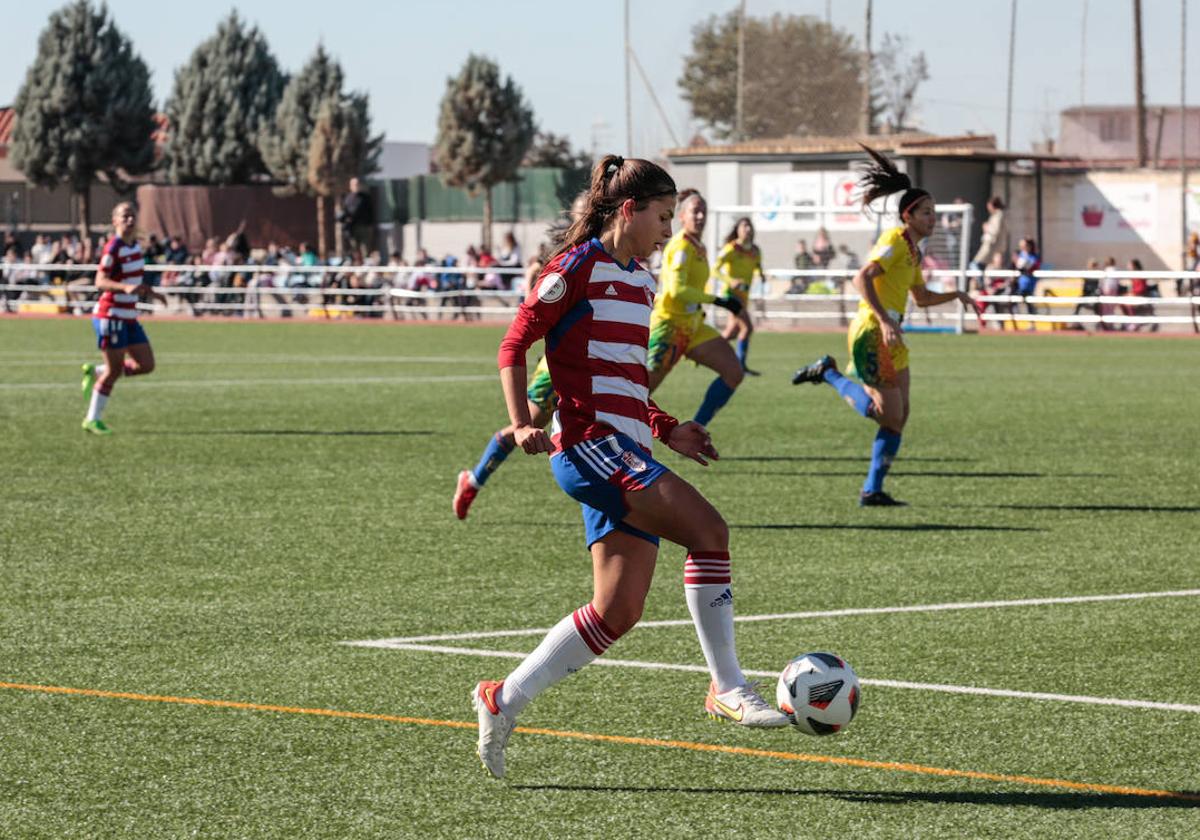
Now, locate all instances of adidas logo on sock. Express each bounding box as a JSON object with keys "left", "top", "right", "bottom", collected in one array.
[
  {"left": 605, "top": 284, "right": 618, "bottom": 296},
  {"left": 709, "top": 587, "right": 733, "bottom": 608}
]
